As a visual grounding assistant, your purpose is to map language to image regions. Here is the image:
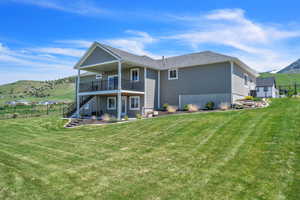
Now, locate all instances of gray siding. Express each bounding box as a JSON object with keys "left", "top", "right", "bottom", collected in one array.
[
  {"left": 160, "top": 62, "right": 231, "bottom": 107},
  {"left": 81, "top": 47, "right": 117, "bottom": 67},
  {"left": 79, "top": 66, "right": 145, "bottom": 84},
  {"left": 232, "top": 63, "right": 256, "bottom": 100}
]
